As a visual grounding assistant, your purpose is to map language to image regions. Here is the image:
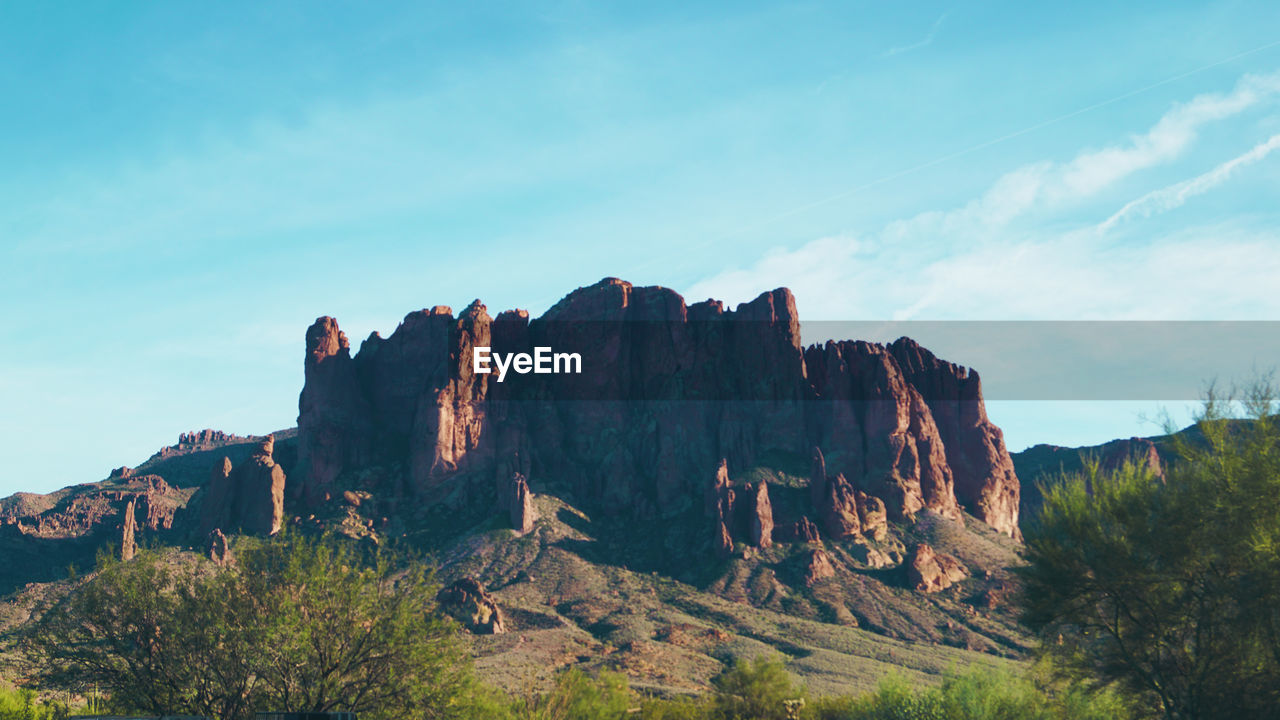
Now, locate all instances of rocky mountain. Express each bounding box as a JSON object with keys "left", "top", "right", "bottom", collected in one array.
[
  {"left": 290, "top": 277, "right": 1019, "bottom": 545},
  {"left": 0, "top": 278, "right": 1032, "bottom": 694}
]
